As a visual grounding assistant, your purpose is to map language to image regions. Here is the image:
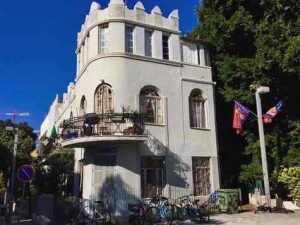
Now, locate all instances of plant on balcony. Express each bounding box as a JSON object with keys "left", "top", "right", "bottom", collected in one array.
[{"left": 129, "top": 110, "right": 145, "bottom": 135}]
